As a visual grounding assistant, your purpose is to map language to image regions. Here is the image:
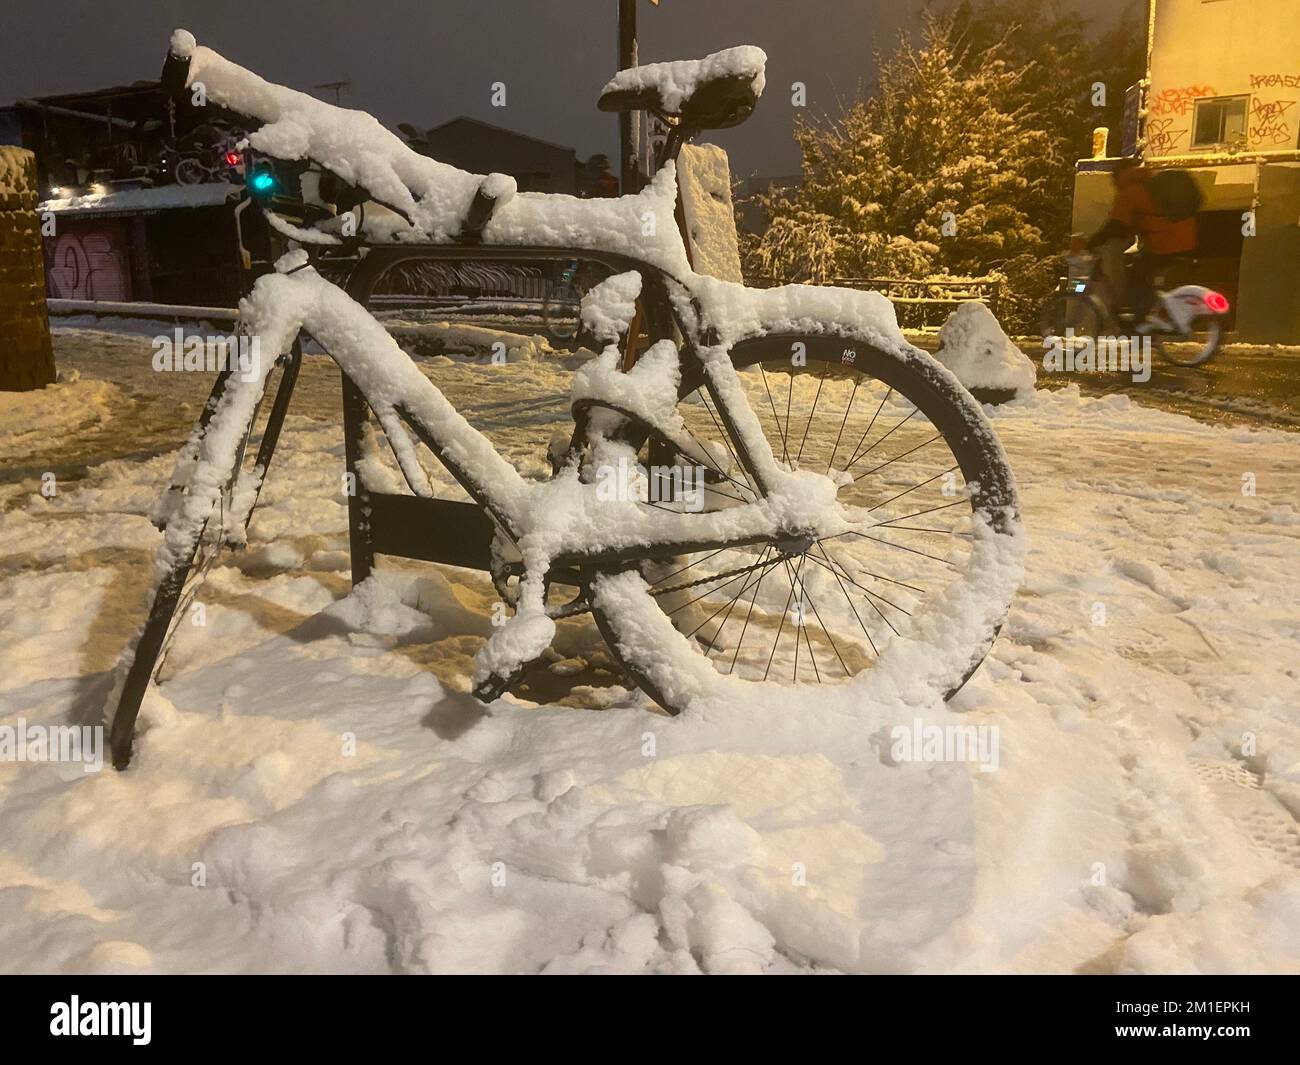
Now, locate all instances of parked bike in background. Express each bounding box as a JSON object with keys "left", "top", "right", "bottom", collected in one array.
[
  {"left": 542, "top": 259, "right": 602, "bottom": 341},
  {"left": 163, "top": 121, "right": 245, "bottom": 185}
]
